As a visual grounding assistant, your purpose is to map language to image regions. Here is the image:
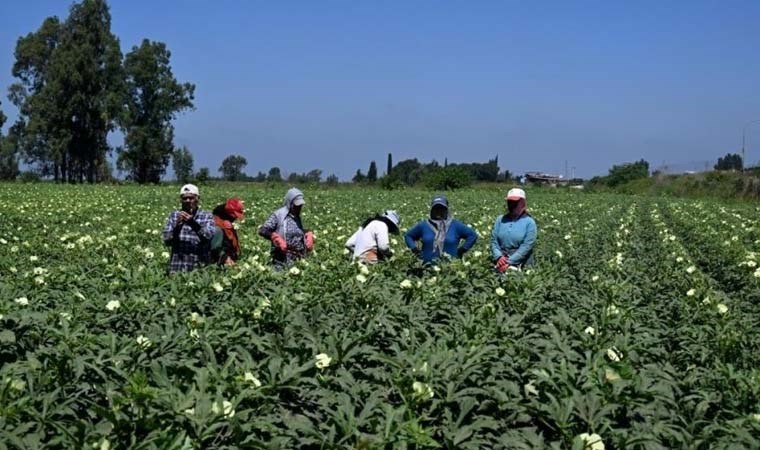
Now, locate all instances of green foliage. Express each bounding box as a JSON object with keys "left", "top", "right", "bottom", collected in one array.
[
  {"left": 10, "top": 1, "right": 123, "bottom": 183},
  {"left": 449, "top": 157, "right": 500, "bottom": 182},
  {"left": 367, "top": 161, "right": 378, "bottom": 183},
  {"left": 17, "top": 170, "right": 41, "bottom": 182},
  {"left": 379, "top": 173, "right": 403, "bottom": 190},
  {"left": 352, "top": 169, "right": 366, "bottom": 183},
  {"left": 387, "top": 153, "right": 393, "bottom": 175},
  {"left": 195, "top": 167, "right": 210, "bottom": 183},
  {"left": 267, "top": 166, "right": 282, "bottom": 182},
  {"left": 218, "top": 155, "right": 247, "bottom": 181},
  {"left": 715, "top": 153, "right": 743, "bottom": 171},
  {"left": 592, "top": 159, "right": 650, "bottom": 188},
  {"left": 118, "top": 39, "right": 195, "bottom": 183},
  {"left": 172, "top": 146, "right": 194, "bottom": 183},
  {"left": 423, "top": 165, "right": 473, "bottom": 190},
  {"left": 613, "top": 170, "right": 760, "bottom": 200},
  {"left": 1, "top": 185, "right": 759, "bottom": 448},
  {"left": 288, "top": 169, "right": 322, "bottom": 184},
  {"left": 0, "top": 102, "right": 19, "bottom": 181},
  {"left": 391, "top": 158, "right": 424, "bottom": 185},
  {"left": 325, "top": 174, "right": 340, "bottom": 186}
]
